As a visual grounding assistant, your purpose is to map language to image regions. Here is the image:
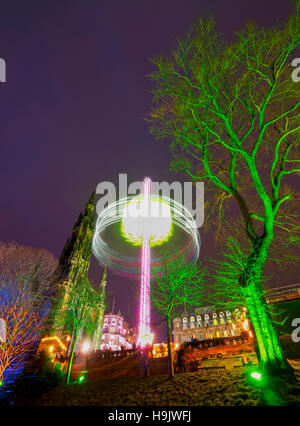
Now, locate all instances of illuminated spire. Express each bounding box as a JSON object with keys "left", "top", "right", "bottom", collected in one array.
[
  {"left": 98, "top": 267, "right": 107, "bottom": 297},
  {"left": 101, "top": 266, "right": 107, "bottom": 285},
  {"left": 50, "top": 192, "right": 96, "bottom": 334},
  {"left": 92, "top": 267, "right": 106, "bottom": 351}
]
